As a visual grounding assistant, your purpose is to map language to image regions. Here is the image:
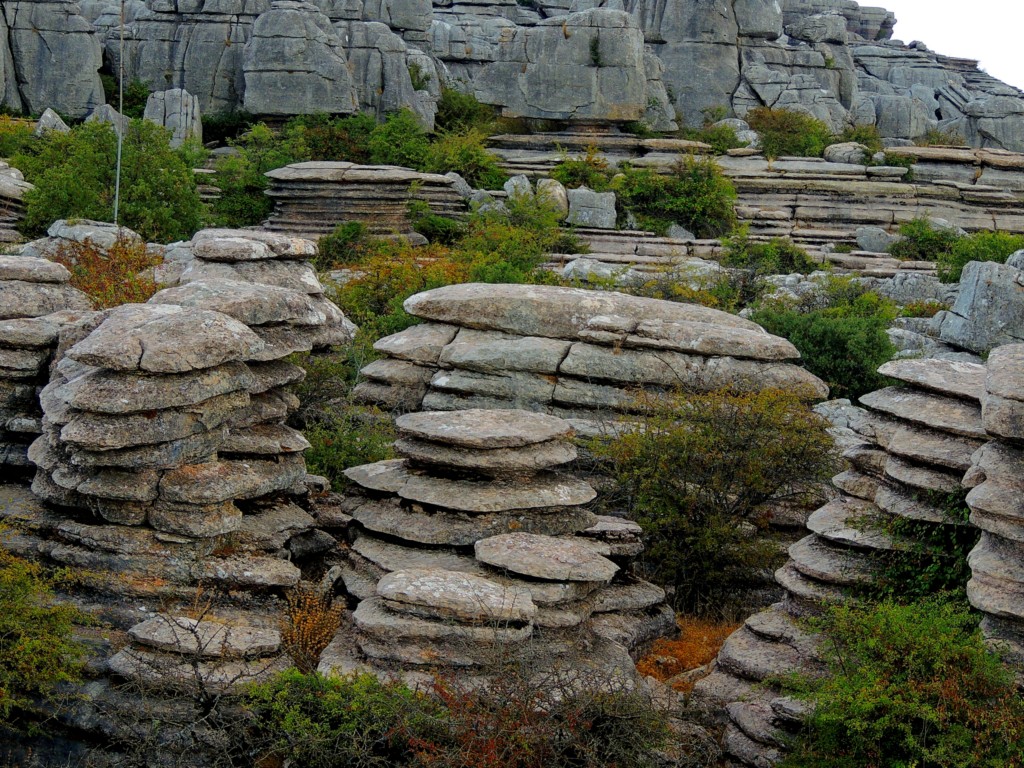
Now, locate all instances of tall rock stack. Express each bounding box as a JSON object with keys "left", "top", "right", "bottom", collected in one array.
[
  {"left": 29, "top": 303, "right": 309, "bottom": 599},
  {"left": 965, "top": 344, "right": 1024, "bottom": 672},
  {"left": 0, "top": 255, "right": 91, "bottom": 474},
  {"left": 694, "top": 356, "right": 988, "bottom": 766},
  {"left": 330, "top": 408, "right": 673, "bottom": 680},
  {"left": 354, "top": 283, "right": 829, "bottom": 432}
]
